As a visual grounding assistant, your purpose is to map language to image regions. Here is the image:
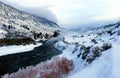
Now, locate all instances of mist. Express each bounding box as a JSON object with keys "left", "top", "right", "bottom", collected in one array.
[{"left": 20, "top": 7, "right": 58, "bottom": 23}]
